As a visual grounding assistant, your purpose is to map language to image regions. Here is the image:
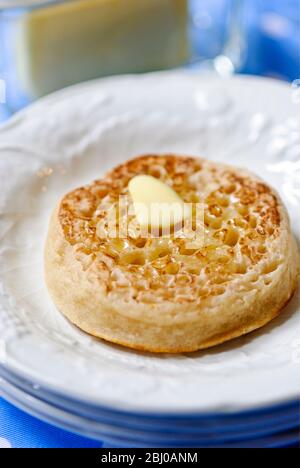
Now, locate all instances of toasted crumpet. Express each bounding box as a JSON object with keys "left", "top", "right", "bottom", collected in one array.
[{"left": 45, "top": 155, "right": 300, "bottom": 352}]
